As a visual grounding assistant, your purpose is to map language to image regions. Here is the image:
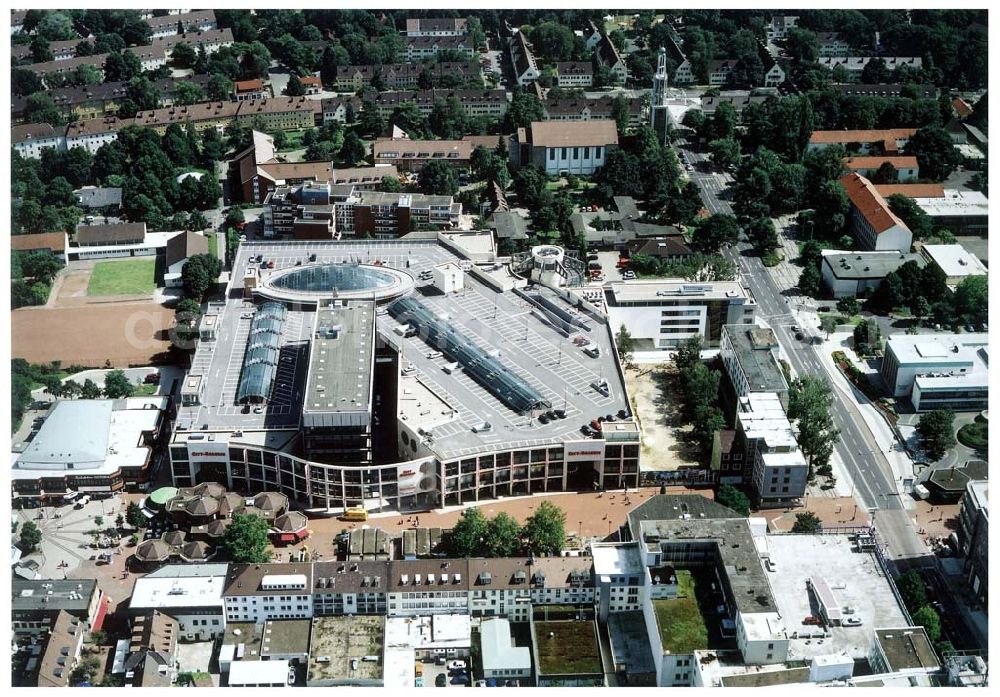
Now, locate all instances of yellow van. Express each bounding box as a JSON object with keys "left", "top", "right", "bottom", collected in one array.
[{"left": 341, "top": 507, "right": 368, "bottom": 522}]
